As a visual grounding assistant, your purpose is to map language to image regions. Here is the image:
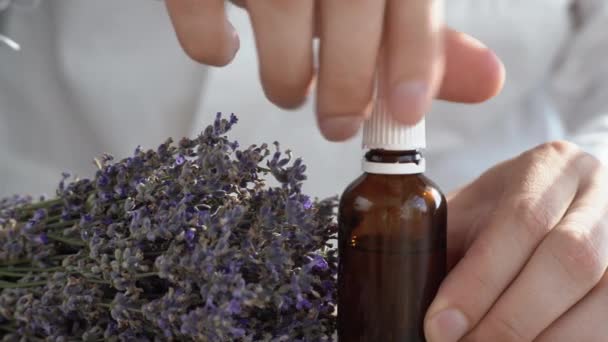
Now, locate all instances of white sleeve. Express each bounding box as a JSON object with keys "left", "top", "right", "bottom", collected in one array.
[{"left": 550, "top": 0, "right": 608, "bottom": 163}]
